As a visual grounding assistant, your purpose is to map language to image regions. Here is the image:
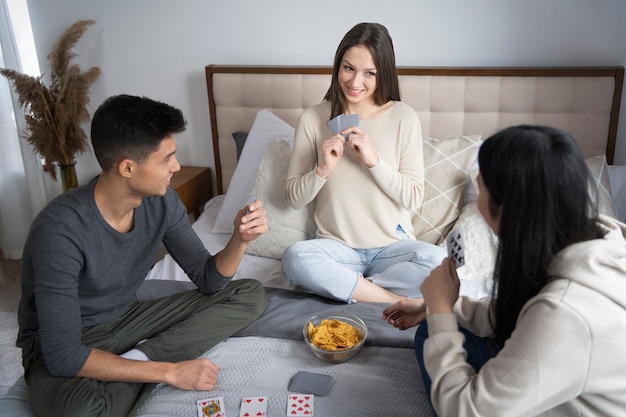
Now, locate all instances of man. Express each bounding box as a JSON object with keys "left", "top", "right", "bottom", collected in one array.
[{"left": 17, "top": 94, "right": 269, "bottom": 417}]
